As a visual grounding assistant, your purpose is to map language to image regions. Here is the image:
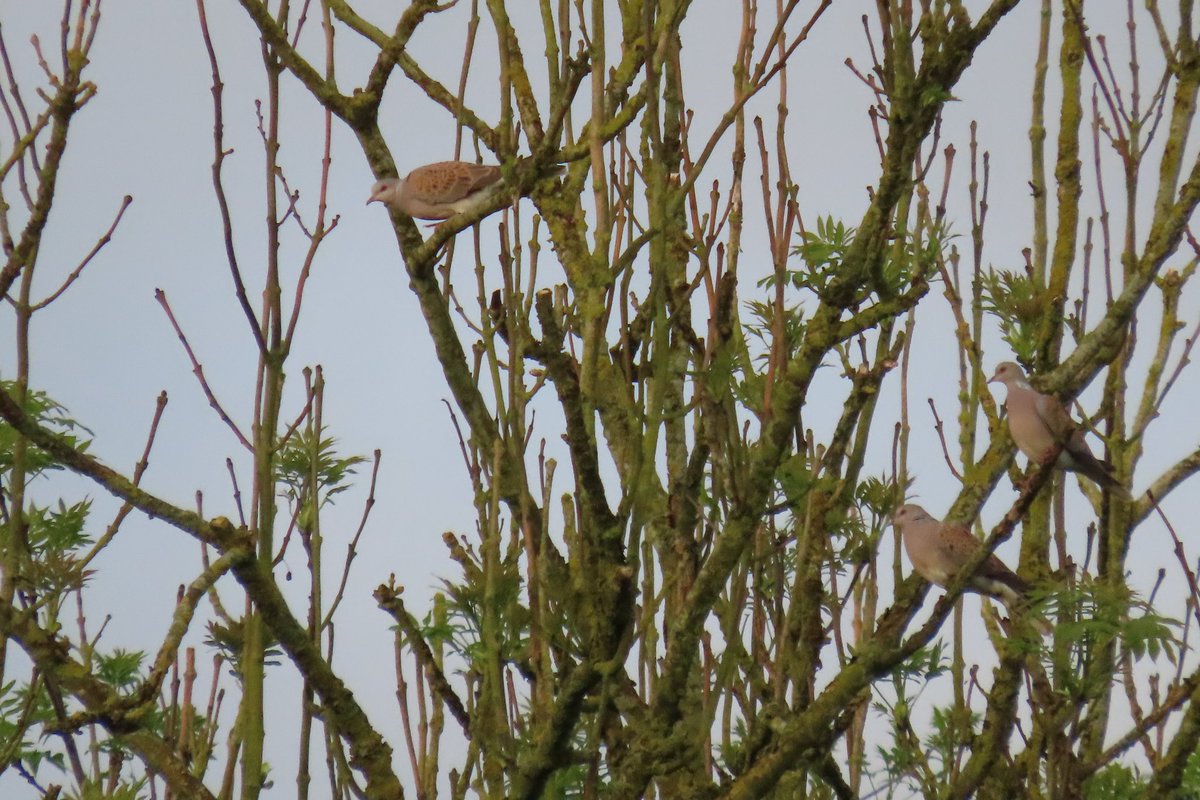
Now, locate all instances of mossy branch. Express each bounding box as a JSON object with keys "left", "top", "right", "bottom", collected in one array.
[
  {"left": 533, "top": 289, "right": 617, "bottom": 531},
  {"left": 1048, "top": 149, "right": 1200, "bottom": 395},
  {"left": 375, "top": 584, "right": 471, "bottom": 733},
  {"left": 233, "top": 1, "right": 352, "bottom": 121},
  {"left": 0, "top": 597, "right": 220, "bottom": 800},
  {"left": 0, "top": 383, "right": 406, "bottom": 799},
  {"left": 0, "top": 69, "right": 89, "bottom": 301},
  {"left": 718, "top": 456, "right": 1056, "bottom": 798}
]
